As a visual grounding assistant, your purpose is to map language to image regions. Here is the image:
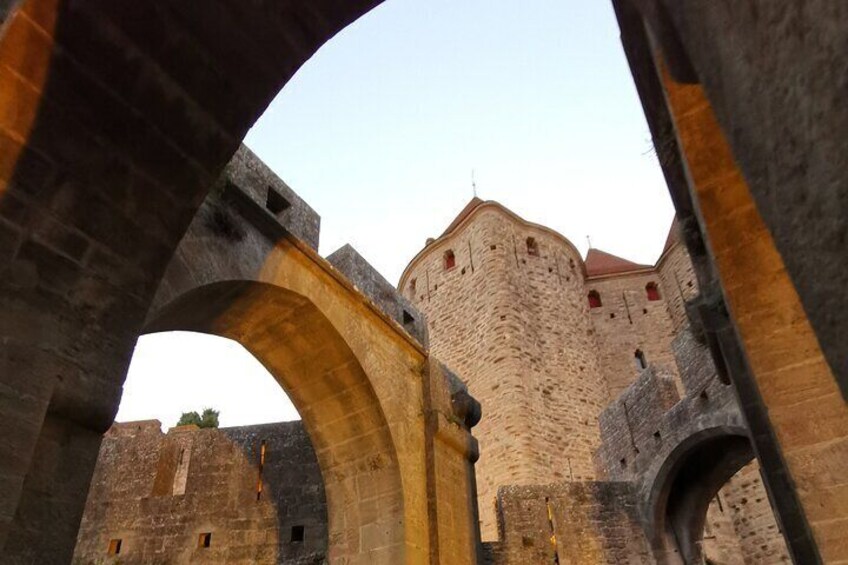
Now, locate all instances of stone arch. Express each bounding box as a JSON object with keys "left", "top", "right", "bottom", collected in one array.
[
  {"left": 144, "top": 280, "right": 406, "bottom": 562},
  {"left": 643, "top": 424, "right": 753, "bottom": 565}
]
